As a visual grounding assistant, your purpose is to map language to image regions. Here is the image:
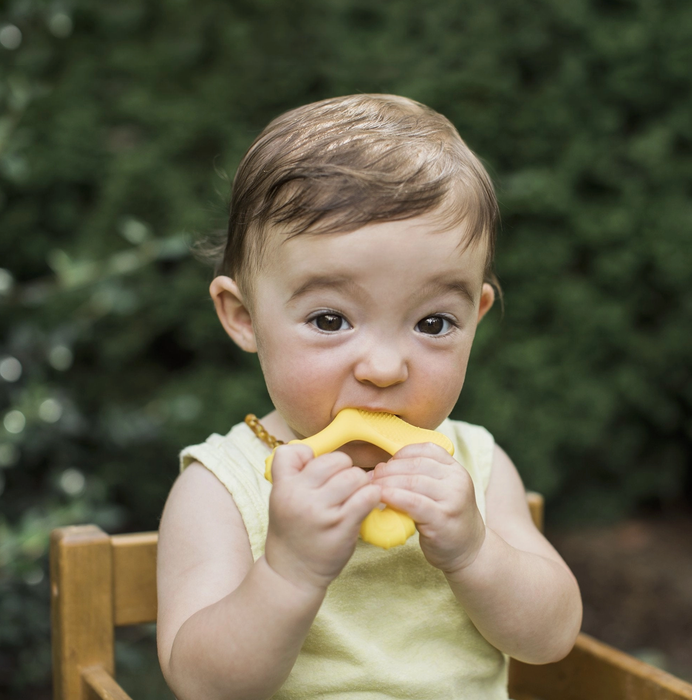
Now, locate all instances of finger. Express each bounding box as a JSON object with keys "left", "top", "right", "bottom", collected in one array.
[
  {"left": 322, "top": 467, "right": 373, "bottom": 507},
  {"left": 373, "top": 473, "right": 449, "bottom": 502},
  {"left": 298, "top": 450, "right": 354, "bottom": 488},
  {"left": 340, "top": 483, "right": 382, "bottom": 530},
  {"left": 379, "top": 486, "right": 439, "bottom": 525},
  {"left": 392, "top": 442, "right": 456, "bottom": 463},
  {"left": 373, "top": 455, "right": 454, "bottom": 480},
  {"left": 271, "top": 444, "right": 315, "bottom": 482}
]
